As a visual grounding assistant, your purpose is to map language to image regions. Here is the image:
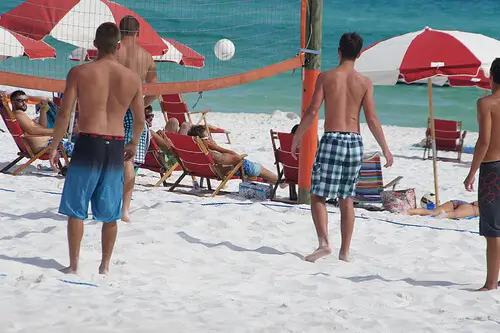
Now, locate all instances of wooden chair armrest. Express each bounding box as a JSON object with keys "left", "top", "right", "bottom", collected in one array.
[
  {"left": 383, "top": 176, "right": 403, "bottom": 190},
  {"left": 190, "top": 109, "right": 211, "bottom": 115}
]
